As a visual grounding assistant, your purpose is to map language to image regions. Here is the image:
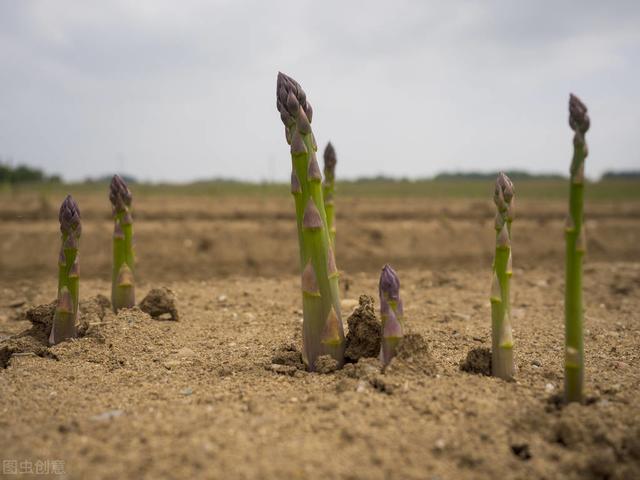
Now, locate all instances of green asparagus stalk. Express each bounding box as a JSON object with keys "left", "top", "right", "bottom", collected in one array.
[
  {"left": 323, "top": 142, "right": 337, "bottom": 247},
  {"left": 110, "top": 175, "right": 135, "bottom": 311},
  {"left": 379, "top": 264, "right": 403, "bottom": 366},
  {"left": 490, "top": 172, "right": 515, "bottom": 380},
  {"left": 565, "top": 94, "right": 590, "bottom": 403},
  {"left": 50, "top": 195, "right": 81, "bottom": 345},
  {"left": 276, "top": 72, "right": 345, "bottom": 371}
]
